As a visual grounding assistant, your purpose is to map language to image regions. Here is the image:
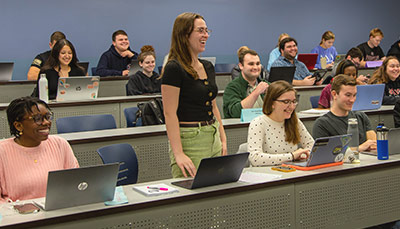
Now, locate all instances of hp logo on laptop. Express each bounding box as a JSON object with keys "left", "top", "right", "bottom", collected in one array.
[{"left": 77, "top": 182, "right": 88, "bottom": 191}]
